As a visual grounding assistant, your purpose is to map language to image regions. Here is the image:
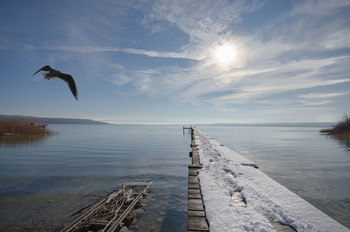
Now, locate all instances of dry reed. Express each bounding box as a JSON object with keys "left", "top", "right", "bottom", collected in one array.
[
  {"left": 0, "top": 117, "right": 52, "bottom": 137},
  {"left": 321, "top": 114, "right": 350, "bottom": 142}
]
